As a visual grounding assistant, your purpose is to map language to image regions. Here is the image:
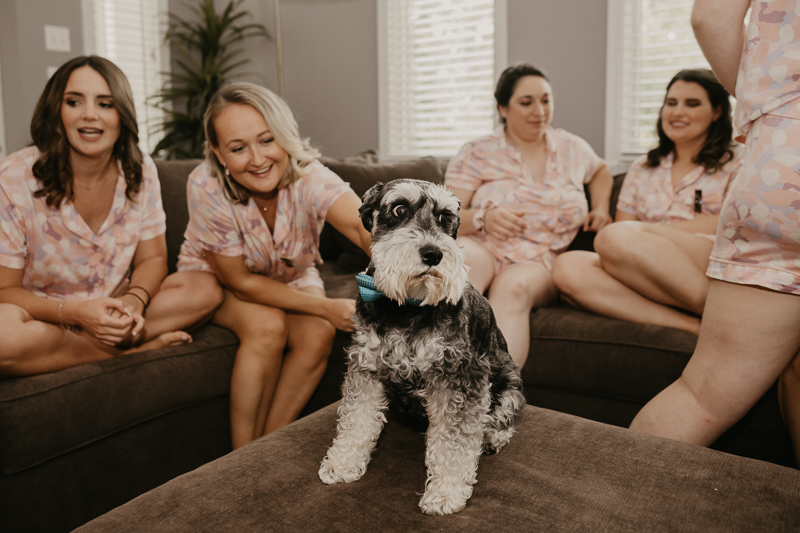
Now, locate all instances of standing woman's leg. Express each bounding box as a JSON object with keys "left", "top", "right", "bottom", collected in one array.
[
  {"left": 263, "top": 286, "right": 336, "bottom": 434},
  {"left": 212, "top": 290, "right": 289, "bottom": 449},
  {"left": 632, "top": 114, "right": 800, "bottom": 444},
  {"left": 630, "top": 281, "right": 800, "bottom": 443},
  {"left": 486, "top": 263, "right": 558, "bottom": 366}
]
